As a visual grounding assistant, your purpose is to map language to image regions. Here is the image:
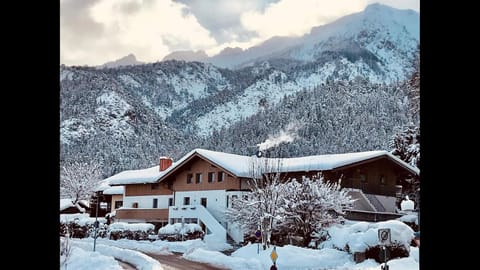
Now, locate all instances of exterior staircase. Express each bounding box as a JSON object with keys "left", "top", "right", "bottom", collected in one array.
[
  {"left": 169, "top": 205, "right": 242, "bottom": 244},
  {"left": 364, "top": 193, "right": 386, "bottom": 212}
]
